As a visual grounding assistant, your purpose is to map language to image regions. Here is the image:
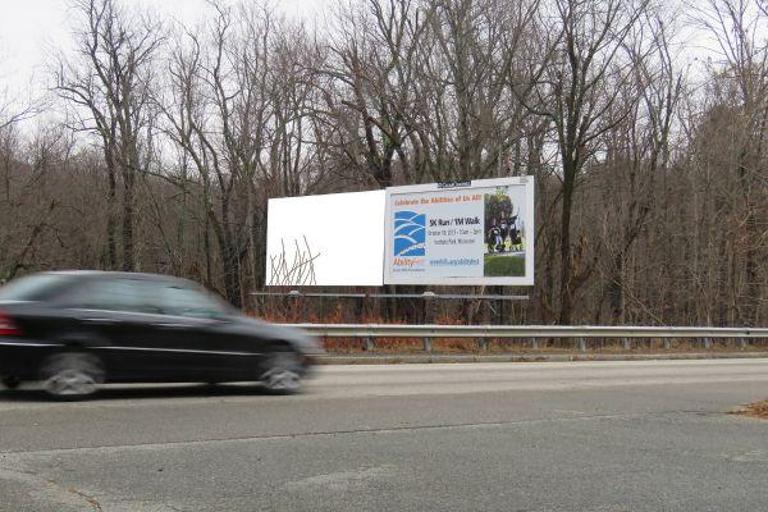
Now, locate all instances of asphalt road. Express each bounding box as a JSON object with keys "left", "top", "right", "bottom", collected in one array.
[{"left": 1, "top": 359, "right": 767, "bottom": 512}]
